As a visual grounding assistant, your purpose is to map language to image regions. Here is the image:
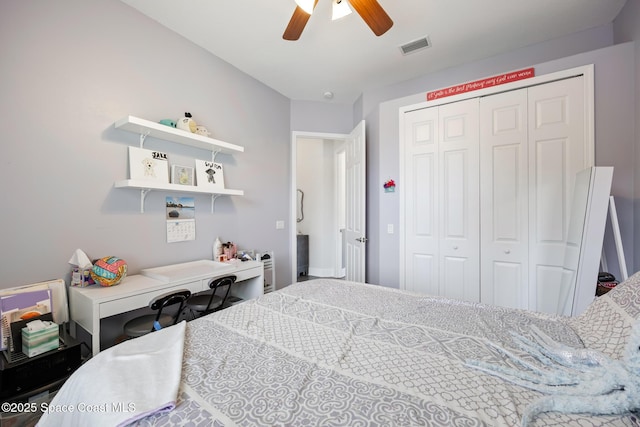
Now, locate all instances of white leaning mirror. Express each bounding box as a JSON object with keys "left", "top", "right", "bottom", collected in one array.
[{"left": 557, "top": 167, "right": 613, "bottom": 316}]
